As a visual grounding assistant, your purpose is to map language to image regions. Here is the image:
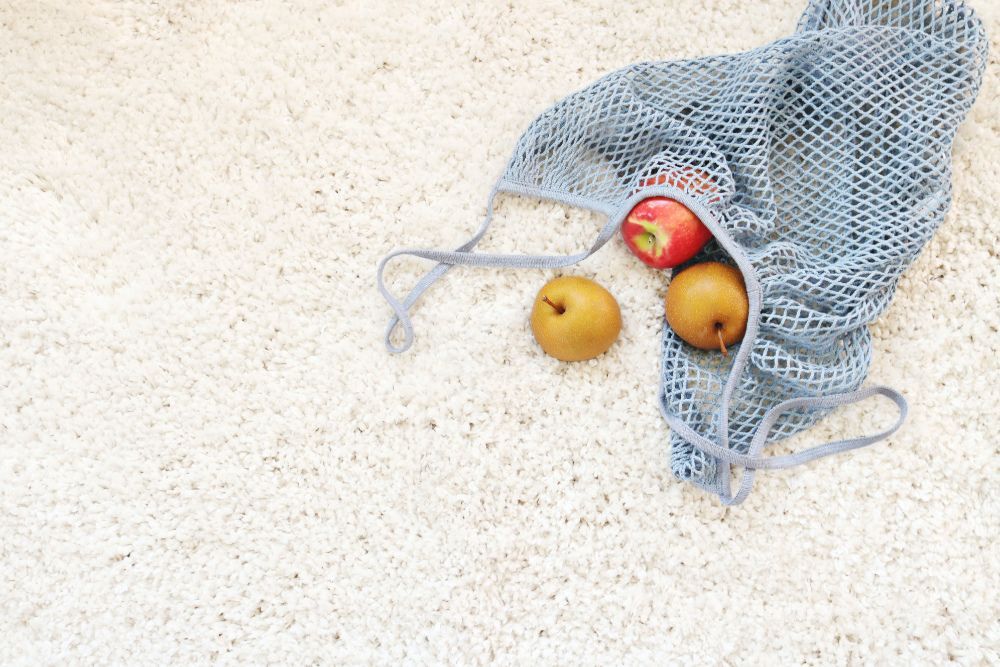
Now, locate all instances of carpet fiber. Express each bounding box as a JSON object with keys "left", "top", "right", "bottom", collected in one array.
[{"left": 1, "top": 1, "right": 998, "bottom": 663}]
